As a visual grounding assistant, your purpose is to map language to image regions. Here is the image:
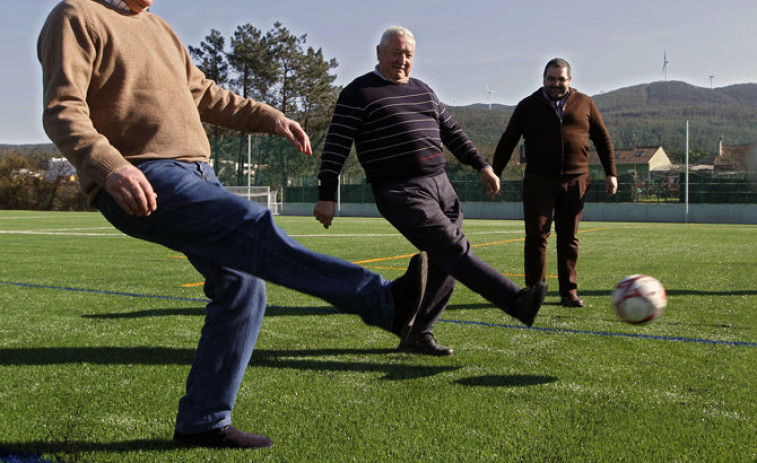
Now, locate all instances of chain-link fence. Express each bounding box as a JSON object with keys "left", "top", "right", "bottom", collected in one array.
[{"left": 282, "top": 170, "right": 755, "bottom": 205}]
